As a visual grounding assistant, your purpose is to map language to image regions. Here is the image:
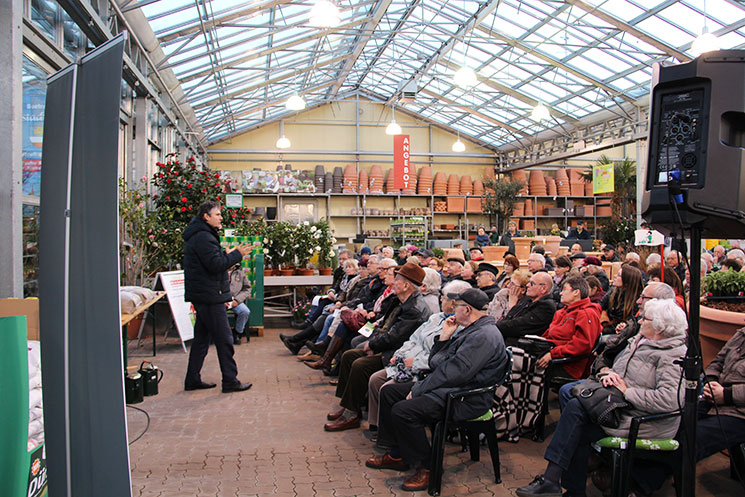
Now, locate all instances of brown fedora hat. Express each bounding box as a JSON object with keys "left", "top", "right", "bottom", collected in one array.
[{"left": 394, "top": 261, "right": 426, "bottom": 286}]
